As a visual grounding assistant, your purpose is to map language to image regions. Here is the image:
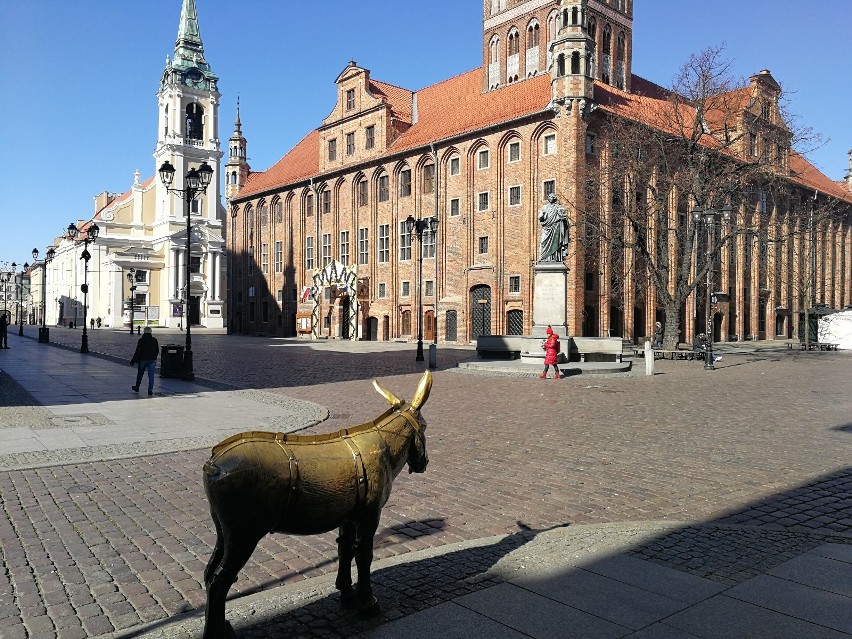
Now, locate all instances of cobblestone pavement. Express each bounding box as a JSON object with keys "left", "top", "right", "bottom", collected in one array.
[{"left": 0, "top": 328, "right": 850, "bottom": 638}]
